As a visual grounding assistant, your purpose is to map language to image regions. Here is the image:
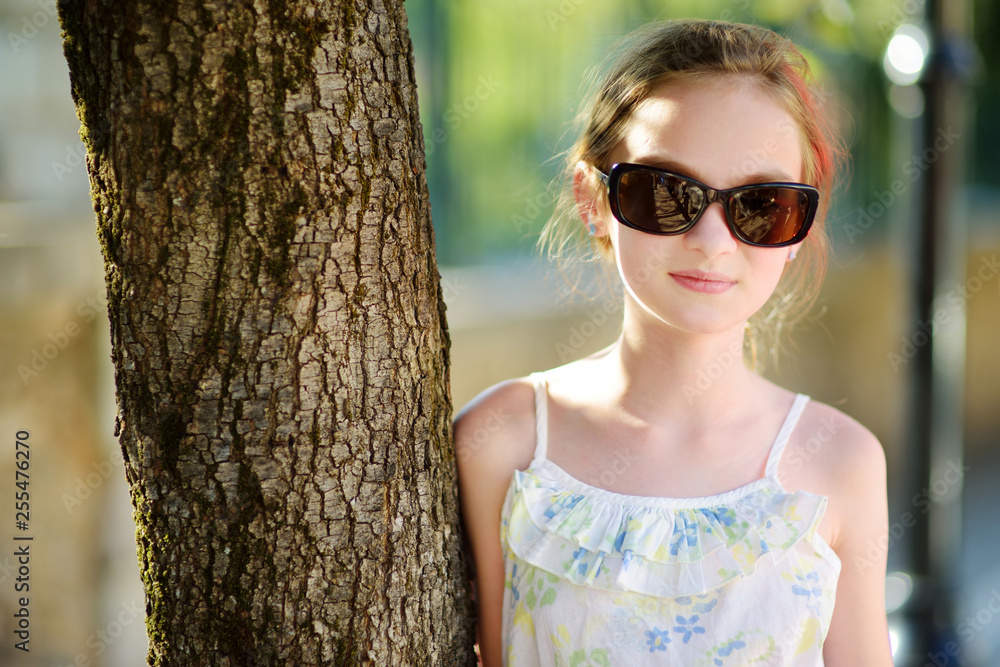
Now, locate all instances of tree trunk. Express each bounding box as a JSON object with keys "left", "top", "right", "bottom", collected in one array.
[{"left": 57, "top": 0, "right": 474, "bottom": 664}]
